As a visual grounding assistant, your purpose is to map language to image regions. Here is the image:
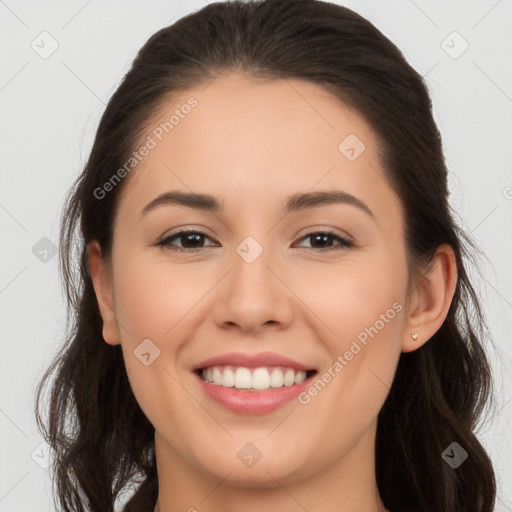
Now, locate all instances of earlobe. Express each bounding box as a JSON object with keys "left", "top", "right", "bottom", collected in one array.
[
  {"left": 402, "top": 243, "right": 458, "bottom": 353},
  {"left": 87, "top": 241, "right": 121, "bottom": 346}
]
